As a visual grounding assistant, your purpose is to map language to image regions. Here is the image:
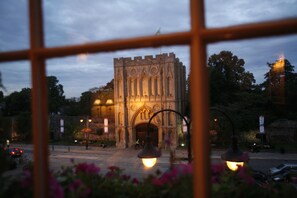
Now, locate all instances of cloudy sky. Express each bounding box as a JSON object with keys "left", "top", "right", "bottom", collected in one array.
[{"left": 0, "top": 0, "right": 296, "bottom": 98}]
